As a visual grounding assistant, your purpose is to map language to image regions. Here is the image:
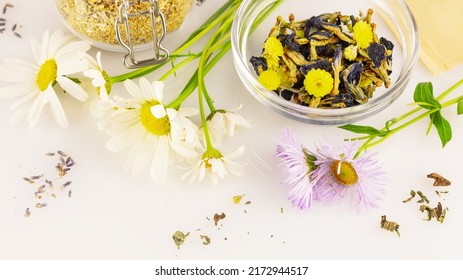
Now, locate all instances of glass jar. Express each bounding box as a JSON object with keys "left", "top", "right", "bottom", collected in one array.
[{"left": 55, "top": 0, "right": 193, "bottom": 51}]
